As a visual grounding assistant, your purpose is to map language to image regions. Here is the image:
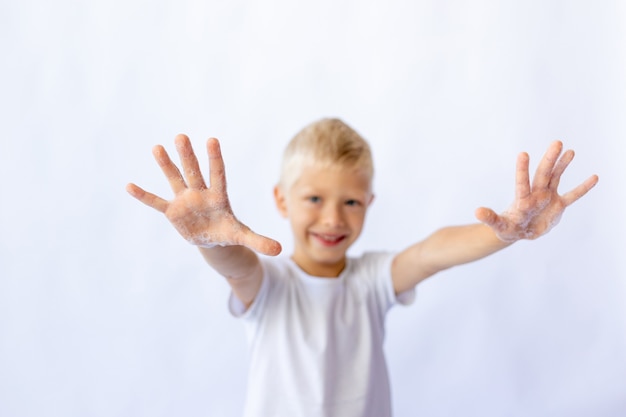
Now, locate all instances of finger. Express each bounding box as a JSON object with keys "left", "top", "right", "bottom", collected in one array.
[
  {"left": 532, "top": 140, "right": 563, "bottom": 190},
  {"left": 126, "top": 183, "right": 169, "bottom": 213},
  {"left": 548, "top": 149, "right": 574, "bottom": 191},
  {"left": 207, "top": 138, "right": 227, "bottom": 195},
  {"left": 174, "top": 134, "right": 207, "bottom": 190},
  {"left": 240, "top": 229, "right": 282, "bottom": 256},
  {"left": 561, "top": 174, "right": 599, "bottom": 206},
  {"left": 153, "top": 144, "right": 187, "bottom": 194},
  {"left": 515, "top": 152, "right": 531, "bottom": 201}
]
